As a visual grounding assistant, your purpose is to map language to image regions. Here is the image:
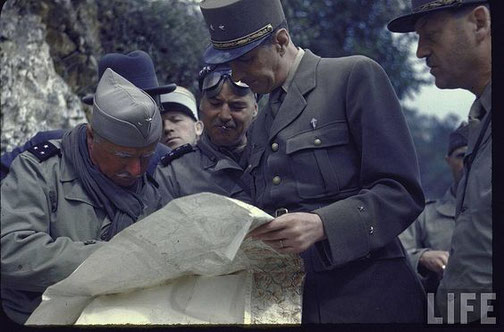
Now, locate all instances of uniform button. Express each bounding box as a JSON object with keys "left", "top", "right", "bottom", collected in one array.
[
  {"left": 247, "top": 164, "right": 252, "bottom": 169},
  {"left": 358, "top": 206, "right": 365, "bottom": 212},
  {"left": 313, "top": 138, "right": 322, "bottom": 146},
  {"left": 271, "top": 142, "right": 279, "bottom": 152},
  {"left": 272, "top": 176, "right": 281, "bottom": 185},
  {"left": 369, "top": 226, "right": 374, "bottom": 235}
]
